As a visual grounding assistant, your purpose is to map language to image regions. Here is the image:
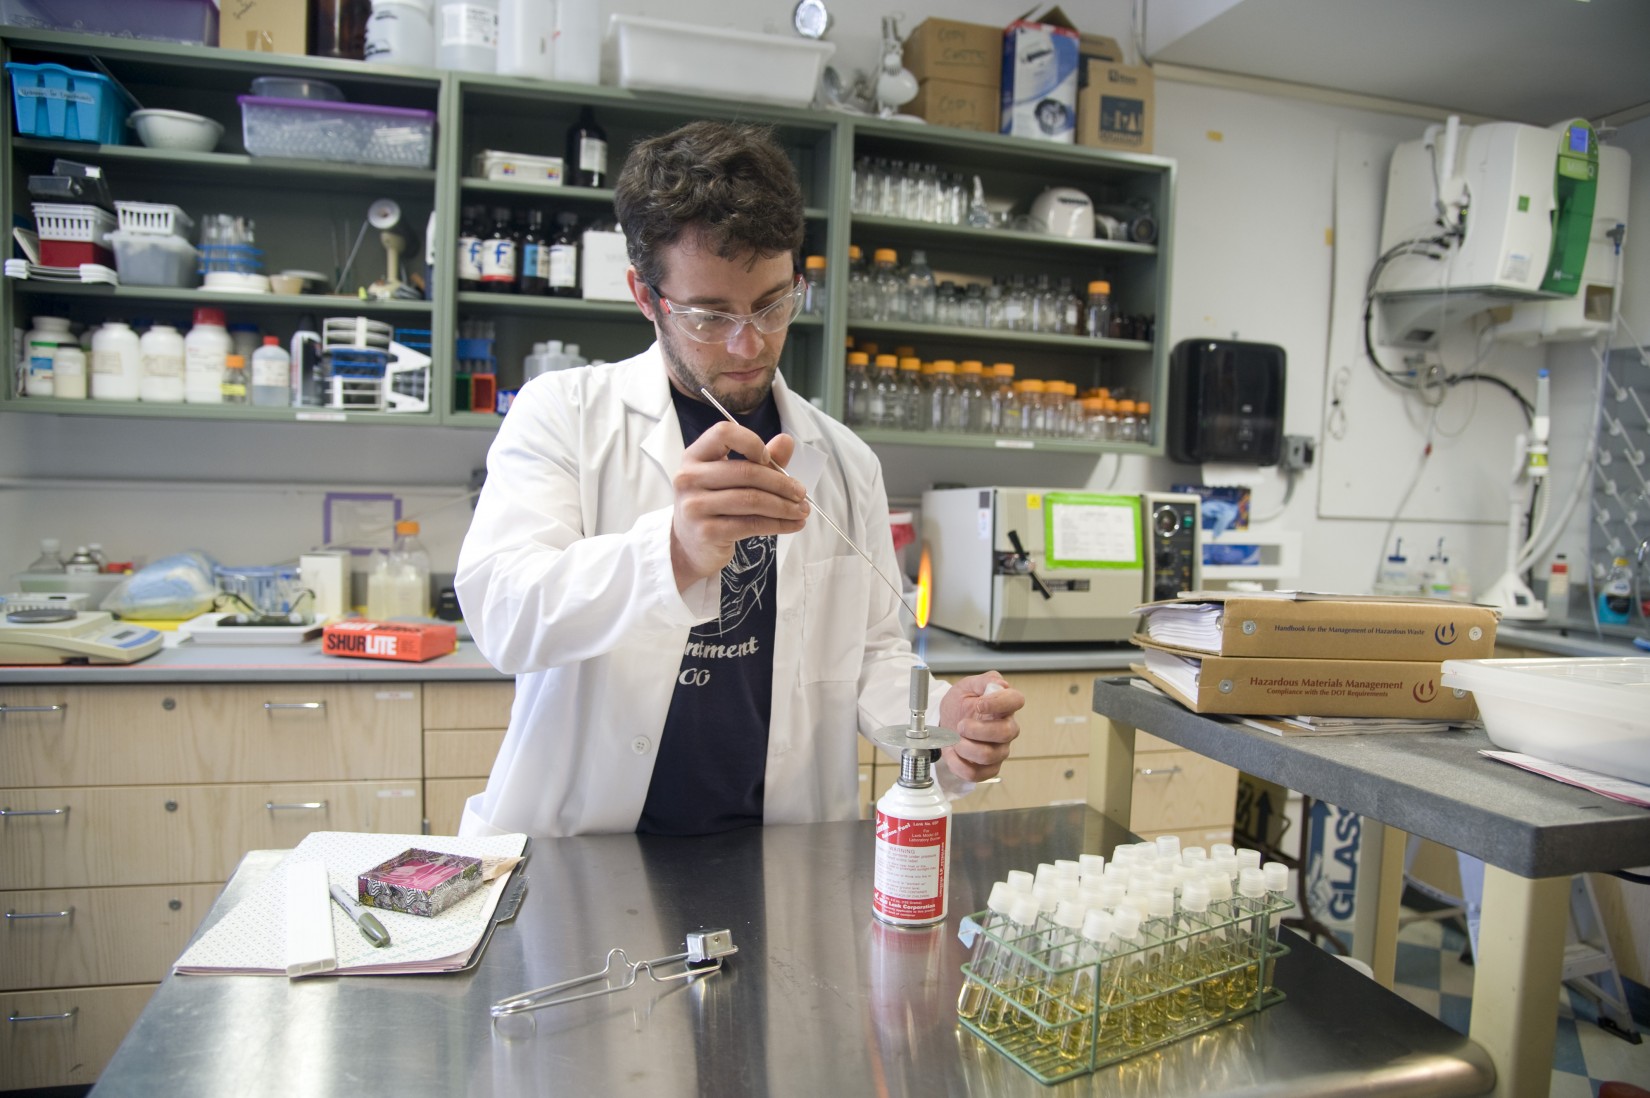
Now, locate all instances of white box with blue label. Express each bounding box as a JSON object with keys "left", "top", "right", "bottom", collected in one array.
[{"left": 1000, "top": 15, "right": 1080, "bottom": 143}]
